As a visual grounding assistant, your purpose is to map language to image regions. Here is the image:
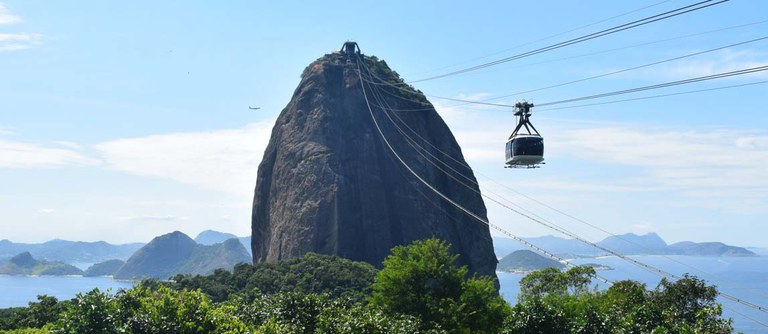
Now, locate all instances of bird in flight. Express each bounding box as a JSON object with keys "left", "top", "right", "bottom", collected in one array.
[{"left": 249, "top": 106, "right": 260, "bottom": 110}]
